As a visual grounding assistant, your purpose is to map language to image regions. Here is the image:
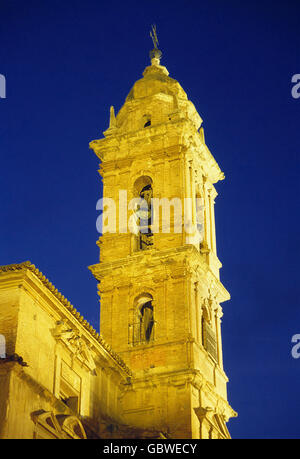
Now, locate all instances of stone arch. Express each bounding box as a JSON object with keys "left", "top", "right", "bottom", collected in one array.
[
  {"left": 131, "top": 175, "right": 153, "bottom": 251},
  {"left": 56, "top": 414, "right": 87, "bottom": 439},
  {"left": 31, "top": 411, "right": 87, "bottom": 439},
  {"left": 135, "top": 292, "right": 153, "bottom": 315},
  {"left": 132, "top": 292, "right": 155, "bottom": 344},
  {"left": 142, "top": 113, "right": 152, "bottom": 128},
  {"left": 133, "top": 175, "right": 153, "bottom": 197}
]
